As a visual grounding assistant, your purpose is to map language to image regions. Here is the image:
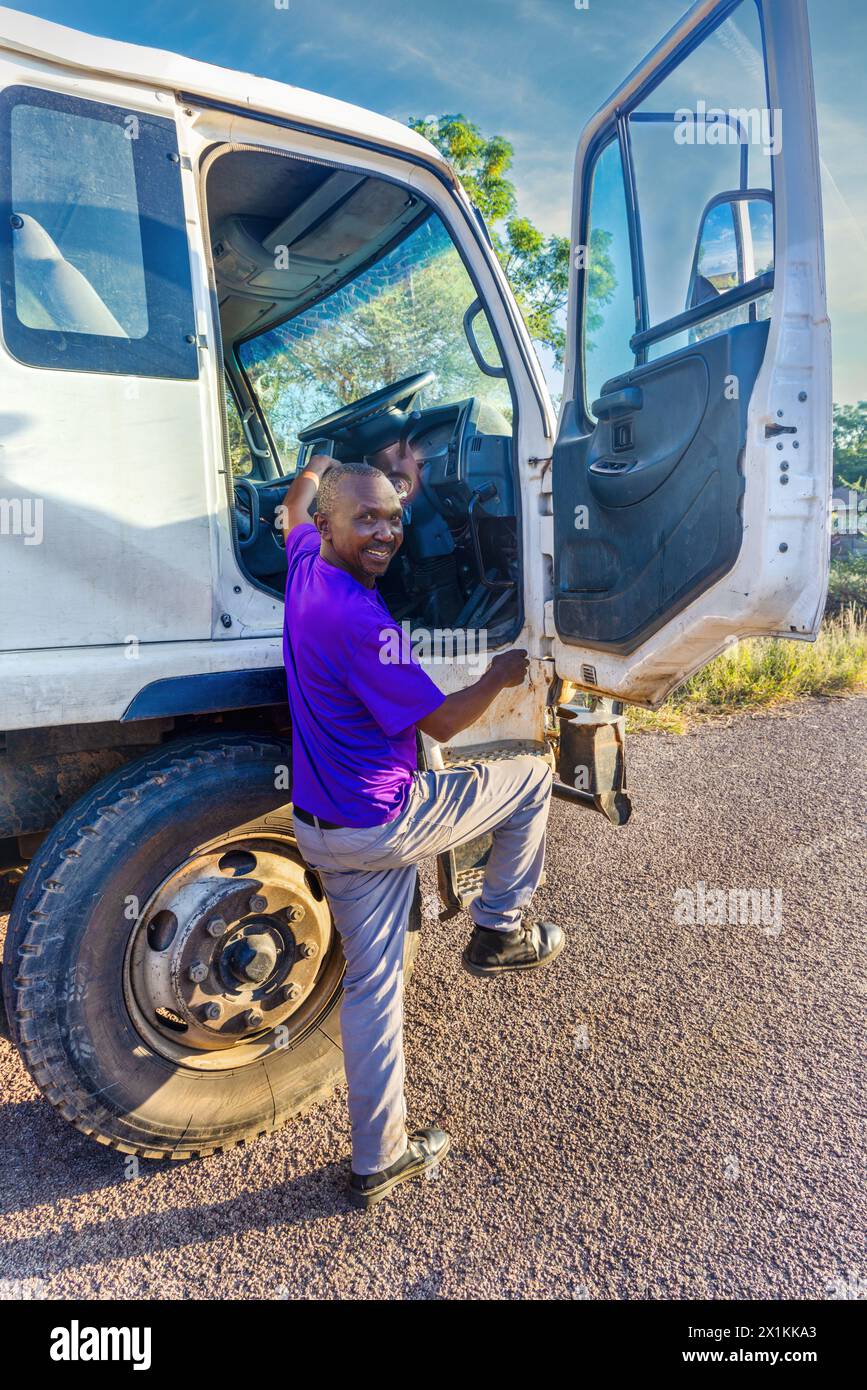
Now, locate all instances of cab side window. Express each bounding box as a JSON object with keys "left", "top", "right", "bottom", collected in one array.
[
  {"left": 582, "top": 138, "right": 635, "bottom": 411},
  {"left": 580, "top": 0, "right": 775, "bottom": 408},
  {"left": 0, "top": 85, "right": 197, "bottom": 378},
  {"left": 628, "top": 0, "right": 774, "bottom": 360},
  {"left": 224, "top": 384, "right": 255, "bottom": 478}
]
